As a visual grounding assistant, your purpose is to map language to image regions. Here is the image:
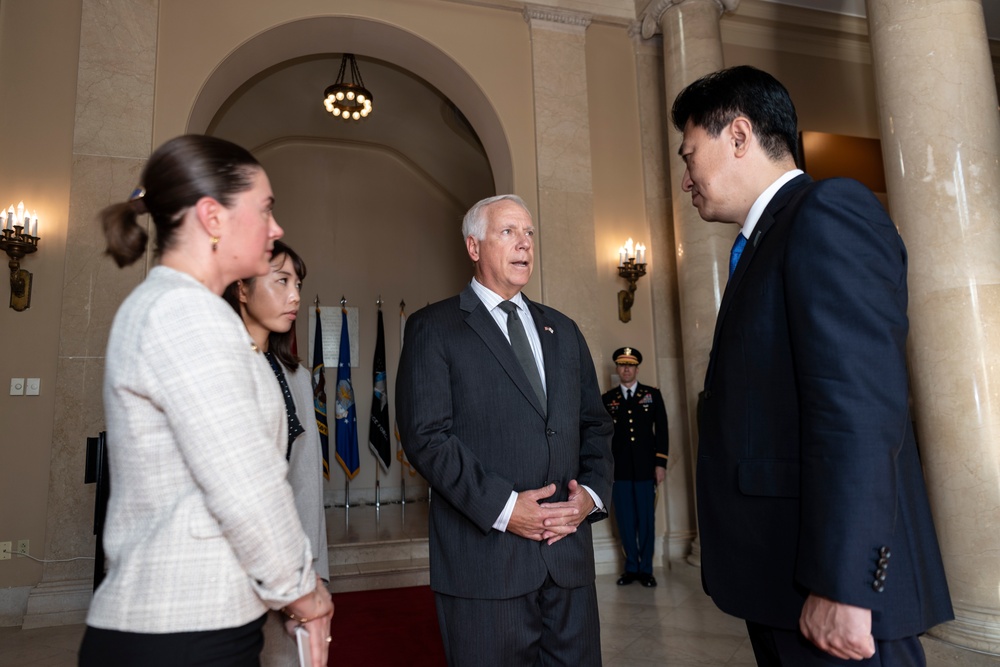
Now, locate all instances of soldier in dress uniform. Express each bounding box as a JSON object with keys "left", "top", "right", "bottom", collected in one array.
[{"left": 601, "top": 347, "right": 669, "bottom": 587}]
